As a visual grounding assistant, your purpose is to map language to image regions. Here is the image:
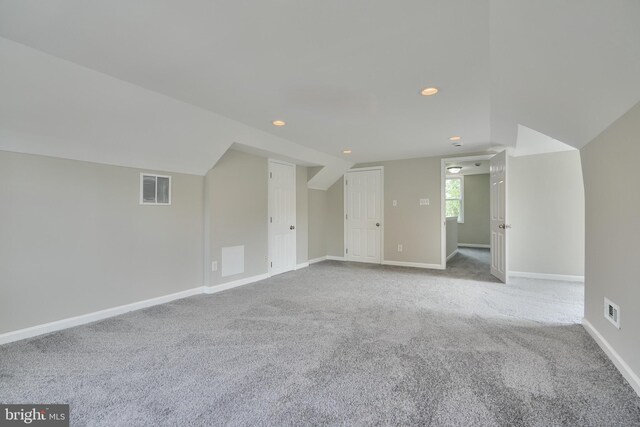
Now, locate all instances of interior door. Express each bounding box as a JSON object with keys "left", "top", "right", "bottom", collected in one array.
[
  {"left": 269, "top": 160, "right": 296, "bottom": 275},
  {"left": 345, "top": 169, "right": 382, "bottom": 263},
  {"left": 490, "top": 151, "right": 508, "bottom": 282}
]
